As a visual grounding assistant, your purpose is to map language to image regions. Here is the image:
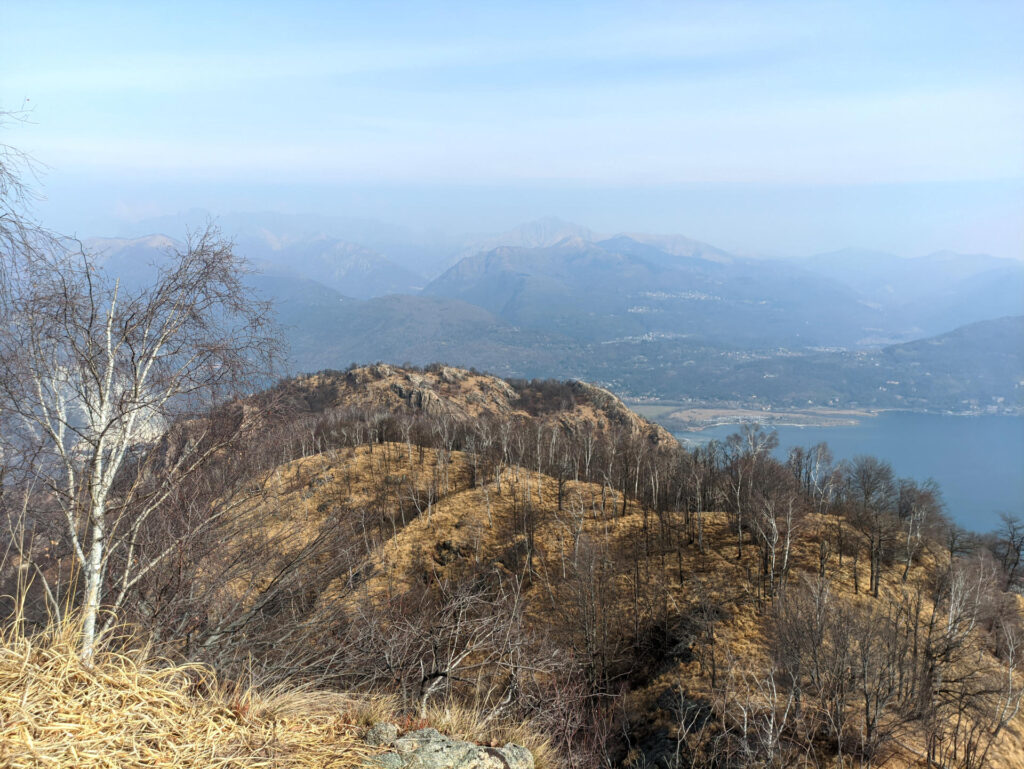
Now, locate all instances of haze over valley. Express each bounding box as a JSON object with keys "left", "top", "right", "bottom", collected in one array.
[{"left": 90, "top": 214, "right": 1024, "bottom": 417}]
